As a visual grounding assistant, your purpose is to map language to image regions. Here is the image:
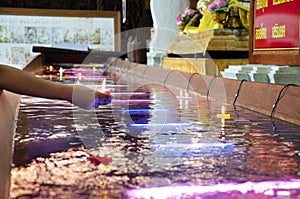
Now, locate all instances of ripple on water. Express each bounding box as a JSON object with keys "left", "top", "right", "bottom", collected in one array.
[{"left": 11, "top": 82, "right": 300, "bottom": 198}]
